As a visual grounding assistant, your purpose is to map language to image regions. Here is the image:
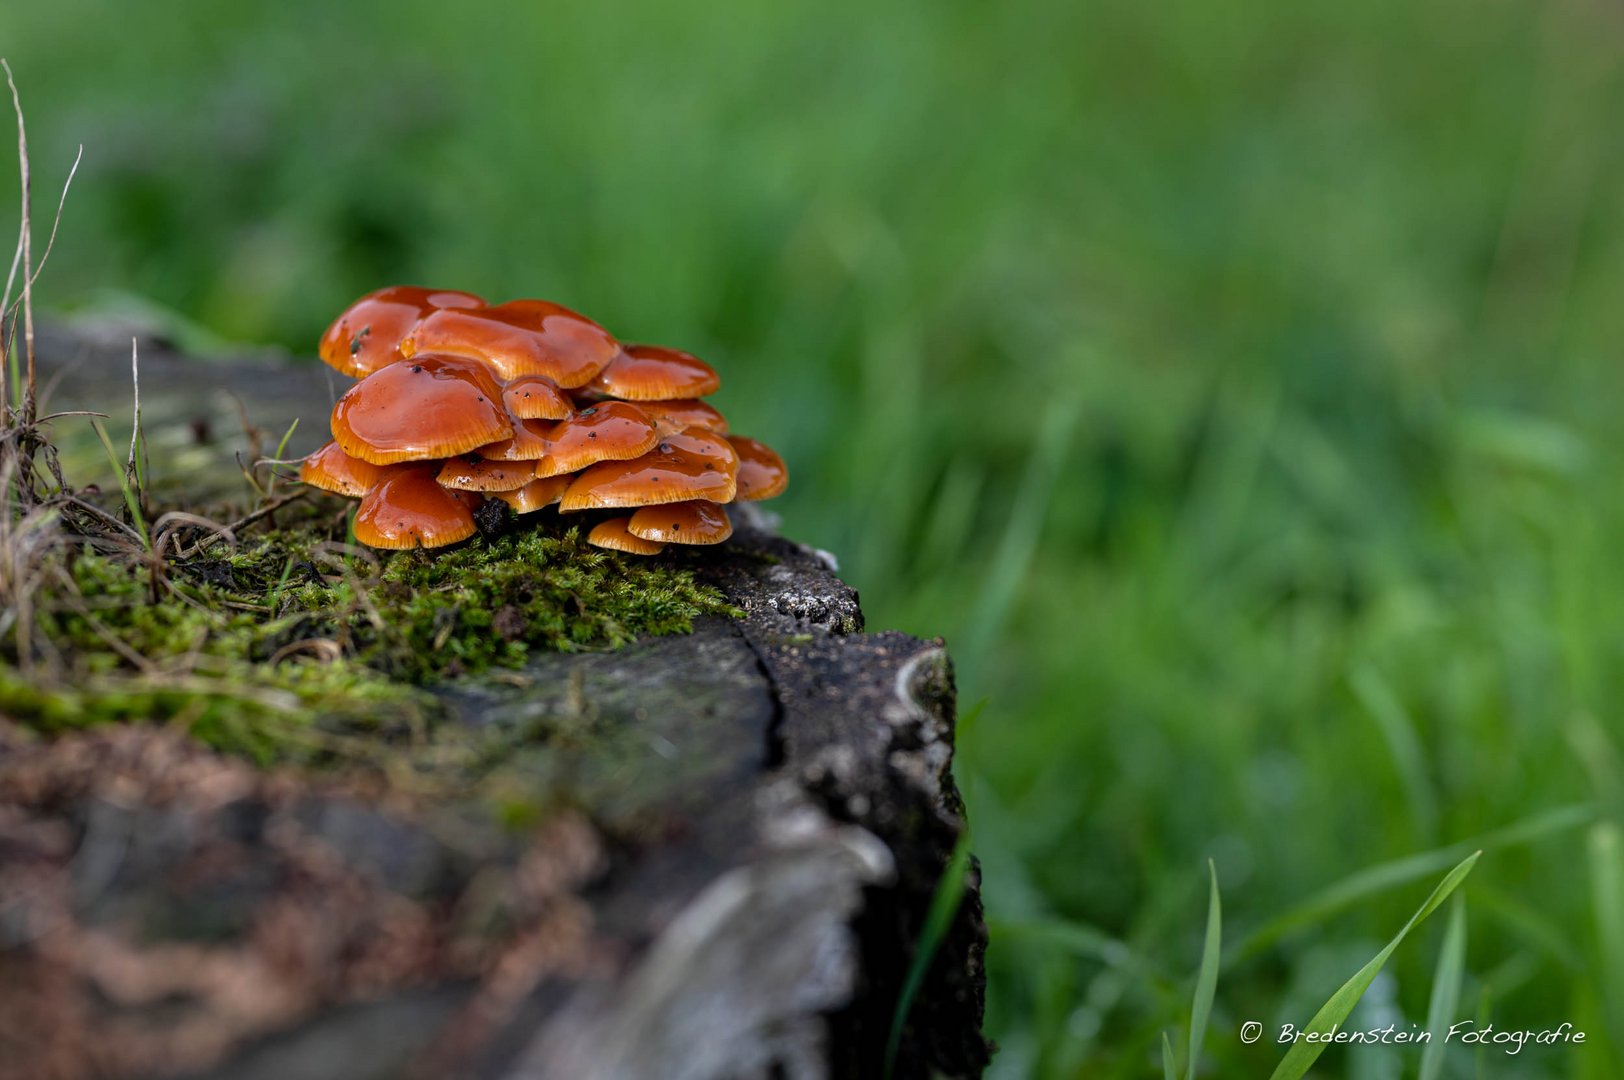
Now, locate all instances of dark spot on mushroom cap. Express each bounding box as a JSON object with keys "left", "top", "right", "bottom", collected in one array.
[
  {"left": 411, "top": 364, "right": 422, "bottom": 373},
  {"left": 587, "top": 431, "right": 597, "bottom": 439}
]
